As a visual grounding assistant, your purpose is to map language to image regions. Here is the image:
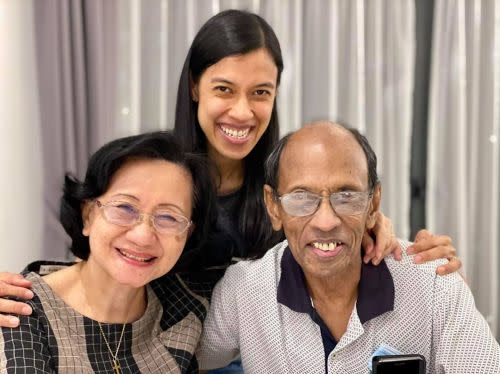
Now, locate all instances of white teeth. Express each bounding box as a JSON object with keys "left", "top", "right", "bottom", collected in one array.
[
  {"left": 312, "top": 242, "right": 340, "bottom": 251},
  {"left": 220, "top": 125, "right": 250, "bottom": 139},
  {"left": 119, "top": 249, "right": 153, "bottom": 262}
]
